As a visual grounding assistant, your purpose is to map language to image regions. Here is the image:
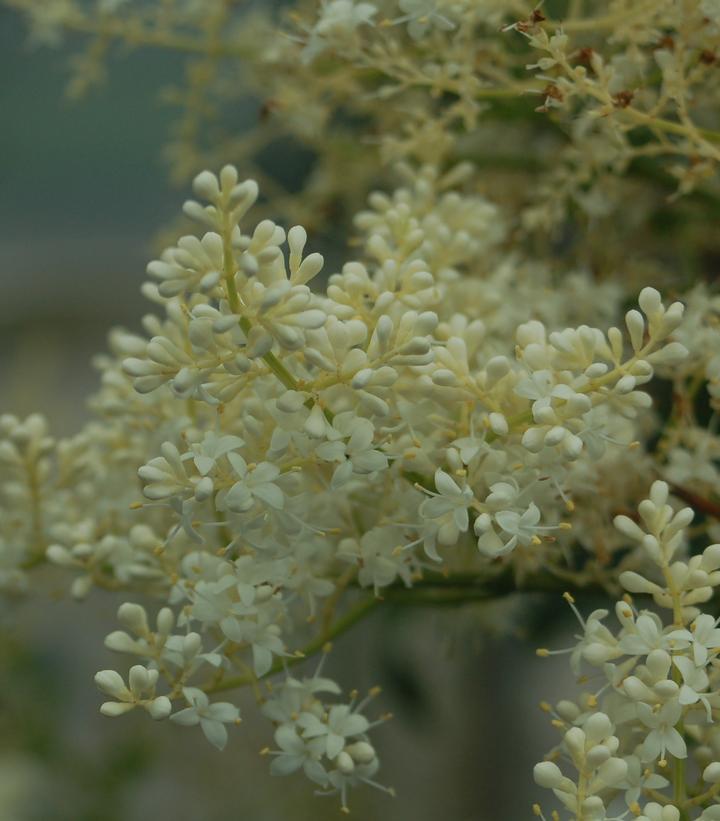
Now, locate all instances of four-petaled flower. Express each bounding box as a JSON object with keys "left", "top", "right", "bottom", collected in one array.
[{"left": 170, "top": 687, "right": 240, "bottom": 750}]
